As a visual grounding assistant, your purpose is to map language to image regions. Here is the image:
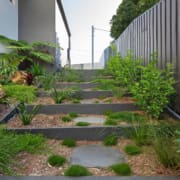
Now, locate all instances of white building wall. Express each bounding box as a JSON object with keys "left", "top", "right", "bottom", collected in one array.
[{"left": 0, "top": 0, "right": 18, "bottom": 53}]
